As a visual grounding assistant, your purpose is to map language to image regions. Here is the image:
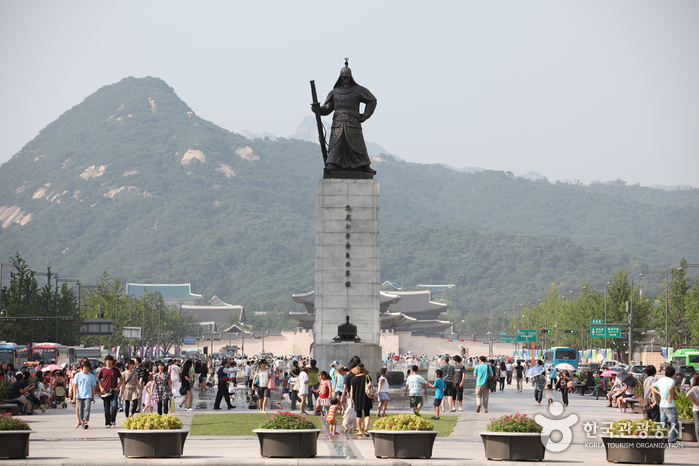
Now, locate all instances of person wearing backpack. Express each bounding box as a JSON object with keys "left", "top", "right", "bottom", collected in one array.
[
  {"left": 473, "top": 356, "right": 492, "bottom": 413},
  {"left": 348, "top": 363, "right": 372, "bottom": 439}
]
